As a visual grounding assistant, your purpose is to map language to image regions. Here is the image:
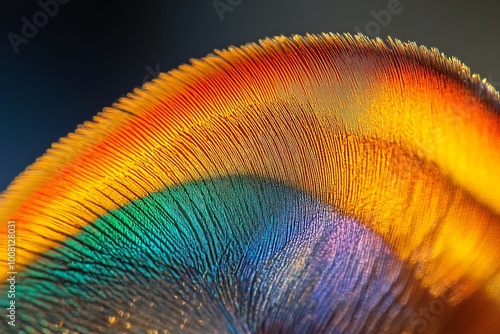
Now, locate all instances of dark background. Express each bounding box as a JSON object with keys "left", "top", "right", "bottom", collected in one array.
[{"left": 0, "top": 0, "right": 499, "bottom": 191}]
